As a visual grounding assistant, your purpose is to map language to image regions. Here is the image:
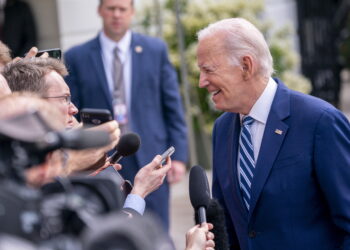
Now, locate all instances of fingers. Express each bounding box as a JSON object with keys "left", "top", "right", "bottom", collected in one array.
[
  {"left": 89, "top": 121, "right": 120, "bottom": 150},
  {"left": 206, "top": 231, "right": 214, "bottom": 241},
  {"left": 200, "top": 222, "right": 209, "bottom": 231},
  {"left": 24, "top": 47, "right": 38, "bottom": 59},
  {"left": 111, "top": 163, "right": 122, "bottom": 171},
  {"left": 40, "top": 52, "right": 49, "bottom": 58},
  {"left": 89, "top": 120, "right": 119, "bottom": 134},
  {"left": 12, "top": 57, "right": 21, "bottom": 63},
  {"left": 156, "top": 156, "right": 172, "bottom": 175}
]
